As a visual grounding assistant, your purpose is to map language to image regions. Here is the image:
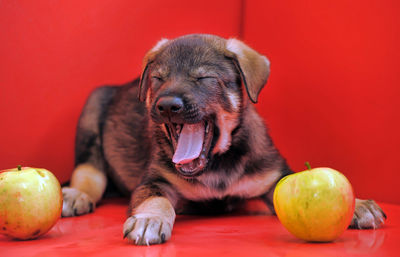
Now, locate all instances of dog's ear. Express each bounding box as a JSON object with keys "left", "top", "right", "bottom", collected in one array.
[
  {"left": 225, "top": 38, "right": 270, "bottom": 103},
  {"left": 138, "top": 38, "right": 170, "bottom": 102}
]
